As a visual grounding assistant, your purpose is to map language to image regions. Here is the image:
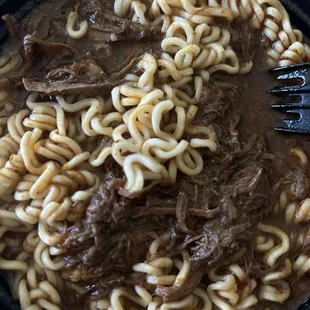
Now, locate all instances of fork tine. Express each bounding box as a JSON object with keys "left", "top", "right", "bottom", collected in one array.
[
  {"left": 272, "top": 102, "right": 301, "bottom": 109},
  {"left": 274, "top": 69, "right": 307, "bottom": 81},
  {"left": 271, "top": 93, "right": 310, "bottom": 109},
  {"left": 269, "top": 84, "right": 304, "bottom": 94},
  {"left": 276, "top": 72, "right": 305, "bottom": 82},
  {"left": 284, "top": 109, "right": 303, "bottom": 116},
  {"left": 274, "top": 109, "right": 310, "bottom": 133},
  {"left": 268, "top": 62, "right": 310, "bottom": 74},
  {"left": 275, "top": 121, "right": 310, "bottom": 133},
  {"left": 275, "top": 119, "right": 305, "bottom": 133},
  {"left": 269, "top": 63, "right": 310, "bottom": 93},
  {"left": 274, "top": 126, "right": 309, "bottom": 133}
]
